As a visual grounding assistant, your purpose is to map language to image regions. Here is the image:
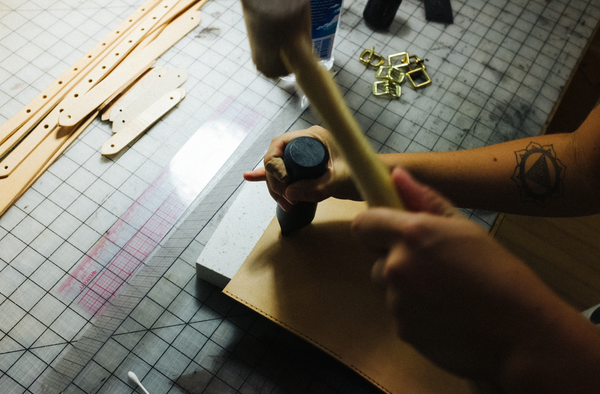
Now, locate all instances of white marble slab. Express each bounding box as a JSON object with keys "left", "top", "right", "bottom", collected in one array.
[{"left": 196, "top": 178, "right": 275, "bottom": 287}]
